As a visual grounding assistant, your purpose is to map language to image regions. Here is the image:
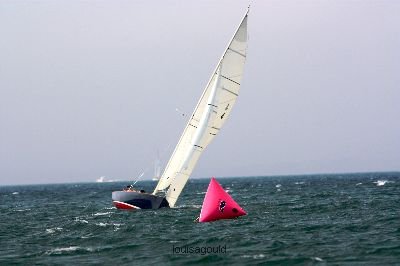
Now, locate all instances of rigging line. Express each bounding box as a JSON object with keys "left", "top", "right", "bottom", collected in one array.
[
  {"left": 129, "top": 151, "right": 160, "bottom": 186},
  {"left": 130, "top": 106, "right": 187, "bottom": 187},
  {"left": 132, "top": 105, "right": 186, "bottom": 186},
  {"left": 132, "top": 171, "right": 145, "bottom": 186}
]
